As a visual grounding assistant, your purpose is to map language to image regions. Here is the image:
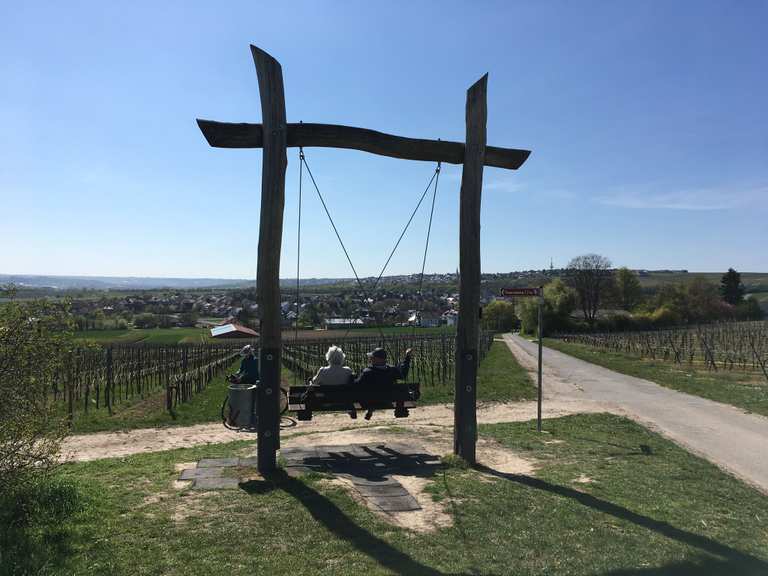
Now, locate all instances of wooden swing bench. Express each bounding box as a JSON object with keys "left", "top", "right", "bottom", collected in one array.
[{"left": 288, "top": 382, "right": 421, "bottom": 421}]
